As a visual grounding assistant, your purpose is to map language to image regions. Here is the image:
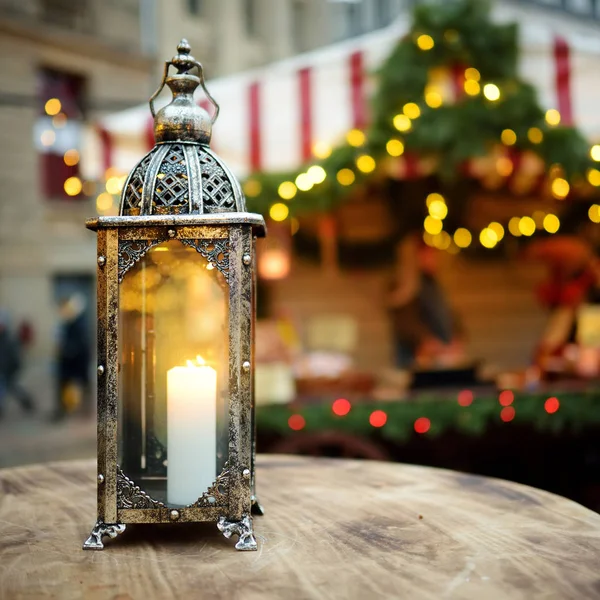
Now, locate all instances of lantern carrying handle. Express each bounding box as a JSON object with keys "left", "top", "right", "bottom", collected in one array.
[{"left": 149, "top": 39, "right": 220, "bottom": 125}]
